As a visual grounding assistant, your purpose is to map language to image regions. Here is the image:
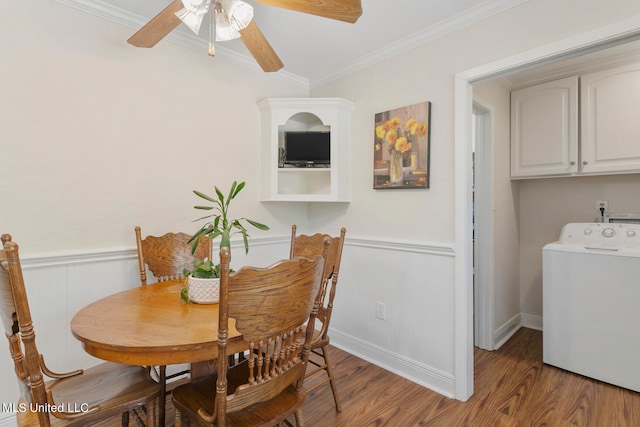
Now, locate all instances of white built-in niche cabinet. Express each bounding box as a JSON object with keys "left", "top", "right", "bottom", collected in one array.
[
  {"left": 258, "top": 98, "right": 354, "bottom": 202},
  {"left": 511, "top": 61, "right": 640, "bottom": 179}
]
